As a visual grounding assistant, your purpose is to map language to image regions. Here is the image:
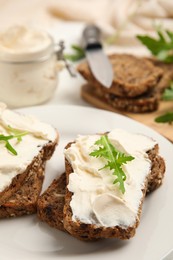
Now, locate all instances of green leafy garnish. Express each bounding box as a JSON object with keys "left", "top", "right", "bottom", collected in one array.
[
  {"left": 162, "top": 82, "right": 173, "bottom": 101},
  {"left": 137, "top": 29, "right": 173, "bottom": 63},
  {"left": 0, "top": 126, "right": 28, "bottom": 155},
  {"left": 64, "top": 44, "right": 85, "bottom": 62},
  {"left": 155, "top": 112, "right": 173, "bottom": 124},
  {"left": 154, "top": 82, "right": 173, "bottom": 124},
  {"left": 89, "top": 135, "right": 134, "bottom": 193}
]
